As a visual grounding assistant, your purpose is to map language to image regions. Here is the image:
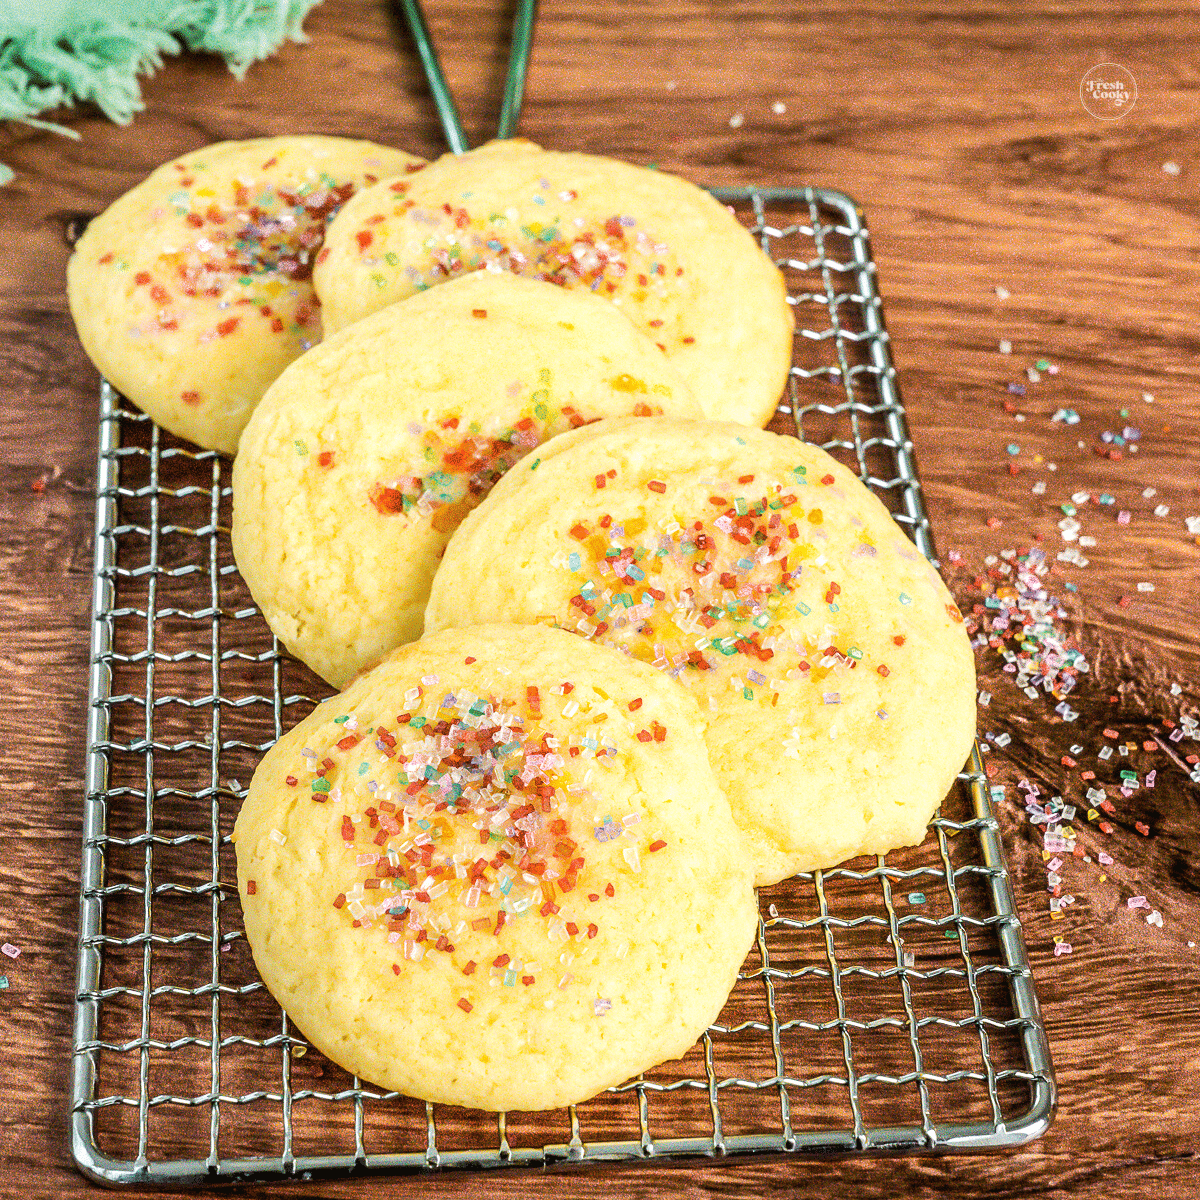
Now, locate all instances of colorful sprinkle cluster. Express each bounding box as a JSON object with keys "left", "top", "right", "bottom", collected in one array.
[
  {"left": 331, "top": 178, "right": 692, "bottom": 350},
  {"left": 281, "top": 676, "right": 668, "bottom": 1002},
  {"left": 550, "top": 470, "right": 919, "bottom": 708},
  {"left": 98, "top": 154, "right": 416, "bottom": 408},
  {"left": 356, "top": 387, "right": 661, "bottom": 529},
  {"left": 952, "top": 318, "right": 1200, "bottom": 958}
]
